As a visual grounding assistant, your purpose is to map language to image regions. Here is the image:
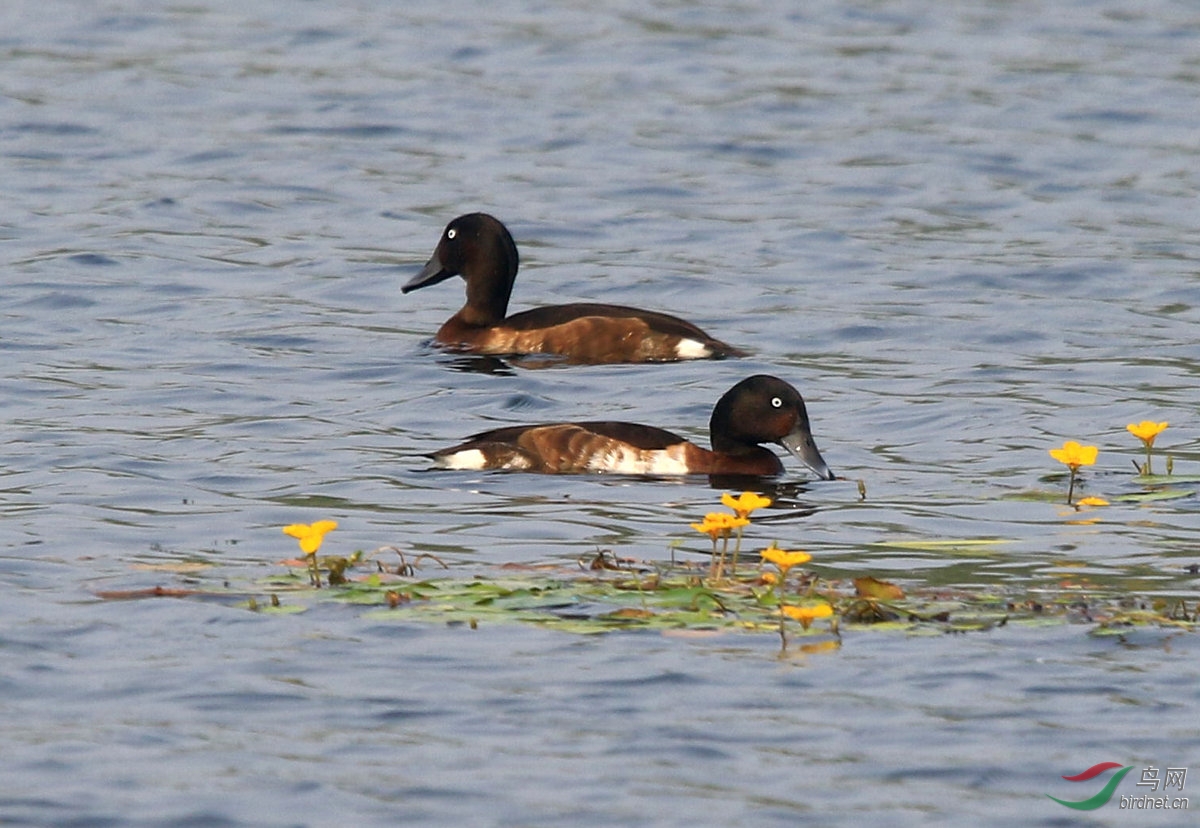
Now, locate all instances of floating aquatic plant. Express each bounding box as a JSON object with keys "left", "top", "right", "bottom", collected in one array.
[
  {"left": 720, "top": 491, "right": 771, "bottom": 520},
  {"left": 720, "top": 490, "right": 772, "bottom": 575},
  {"left": 1048, "top": 441, "right": 1098, "bottom": 505},
  {"left": 756, "top": 542, "right": 835, "bottom": 649},
  {"left": 759, "top": 543, "right": 811, "bottom": 576},
  {"left": 1127, "top": 420, "right": 1168, "bottom": 476},
  {"left": 690, "top": 509, "right": 750, "bottom": 580},
  {"left": 282, "top": 520, "right": 338, "bottom": 554},
  {"left": 282, "top": 520, "right": 338, "bottom": 587},
  {"left": 781, "top": 602, "right": 834, "bottom": 630},
  {"left": 96, "top": 540, "right": 1198, "bottom": 638}
]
